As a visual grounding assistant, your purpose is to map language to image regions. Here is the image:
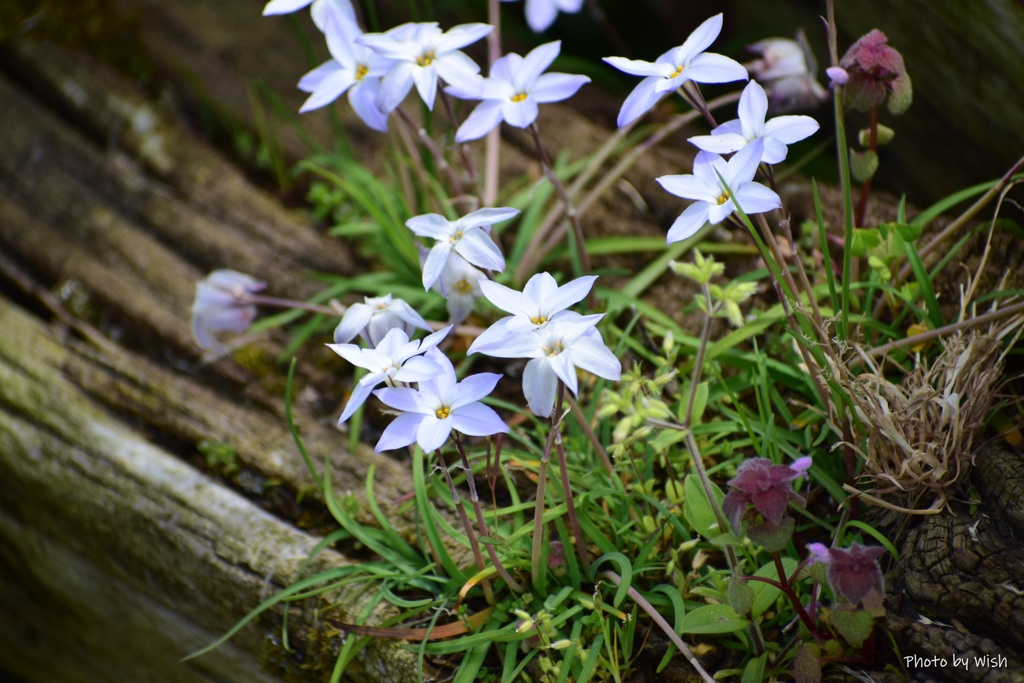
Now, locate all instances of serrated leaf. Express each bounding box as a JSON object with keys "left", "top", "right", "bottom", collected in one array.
[
  {"left": 833, "top": 607, "right": 874, "bottom": 647},
  {"left": 678, "top": 604, "right": 748, "bottom": 635},
  {"left": 793, "top": 644, "right": 821, "bottom": 683},
  {"left": 683, "top": 475, "right": 726, "bottom": 540},
  {"left": 850, "top": 149, "right": 879, "bottom": 183}
]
